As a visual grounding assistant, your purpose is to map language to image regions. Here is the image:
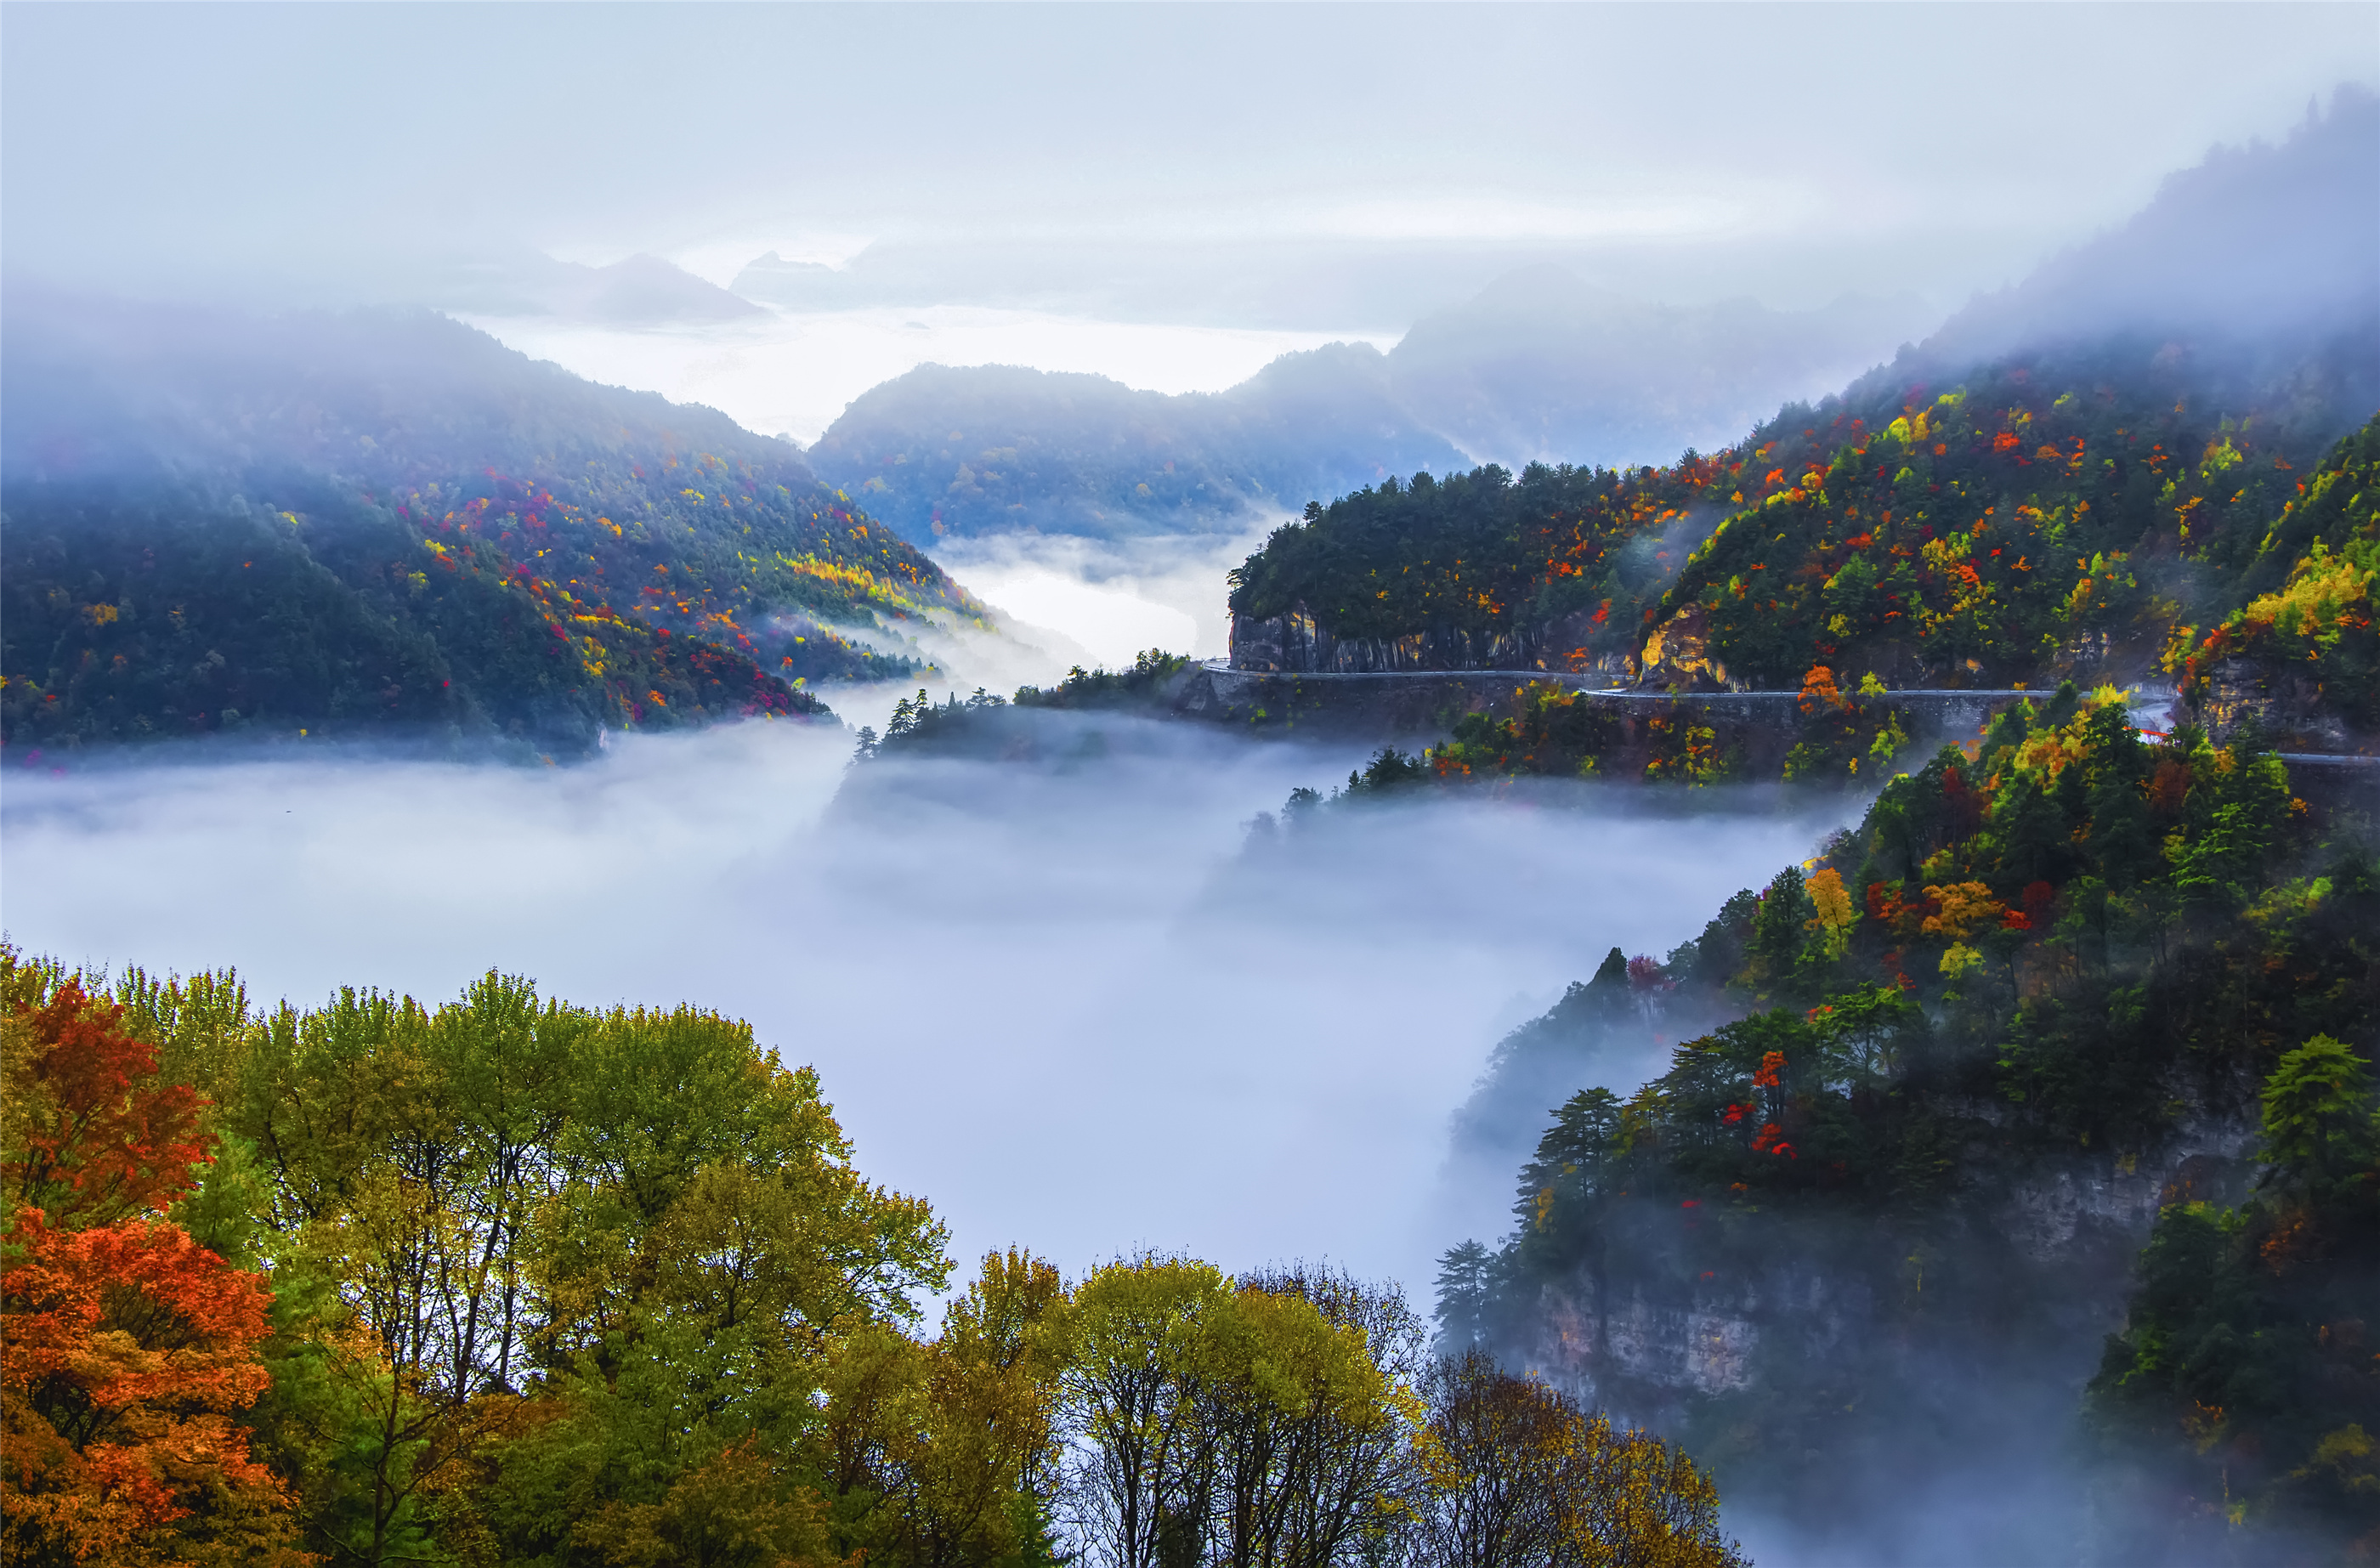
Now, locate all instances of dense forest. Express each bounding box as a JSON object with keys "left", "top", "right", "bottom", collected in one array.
[
  {"left": 1227, "top": 456, "right": 1737, "bottom": 675},
  {"left": 0, "top": 297, "right": 999, "bottom": 760},
  {"left": 1228, "top": 371, "right": 2376, "bottom": 714},
  {"left": 1, "top": 948, "right": 1748, "bottom": 1567},
  {"left": 1349, "top": 692, "right": 2380, "bottom": 1564}
]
